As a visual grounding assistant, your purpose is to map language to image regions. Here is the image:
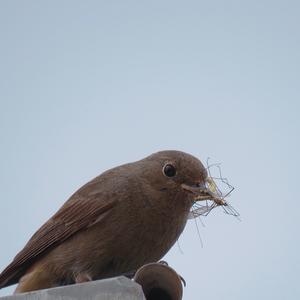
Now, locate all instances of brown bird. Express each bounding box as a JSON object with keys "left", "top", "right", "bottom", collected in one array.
[{"left": 0, "top": 150, "right": 224, "bottom": 293}]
